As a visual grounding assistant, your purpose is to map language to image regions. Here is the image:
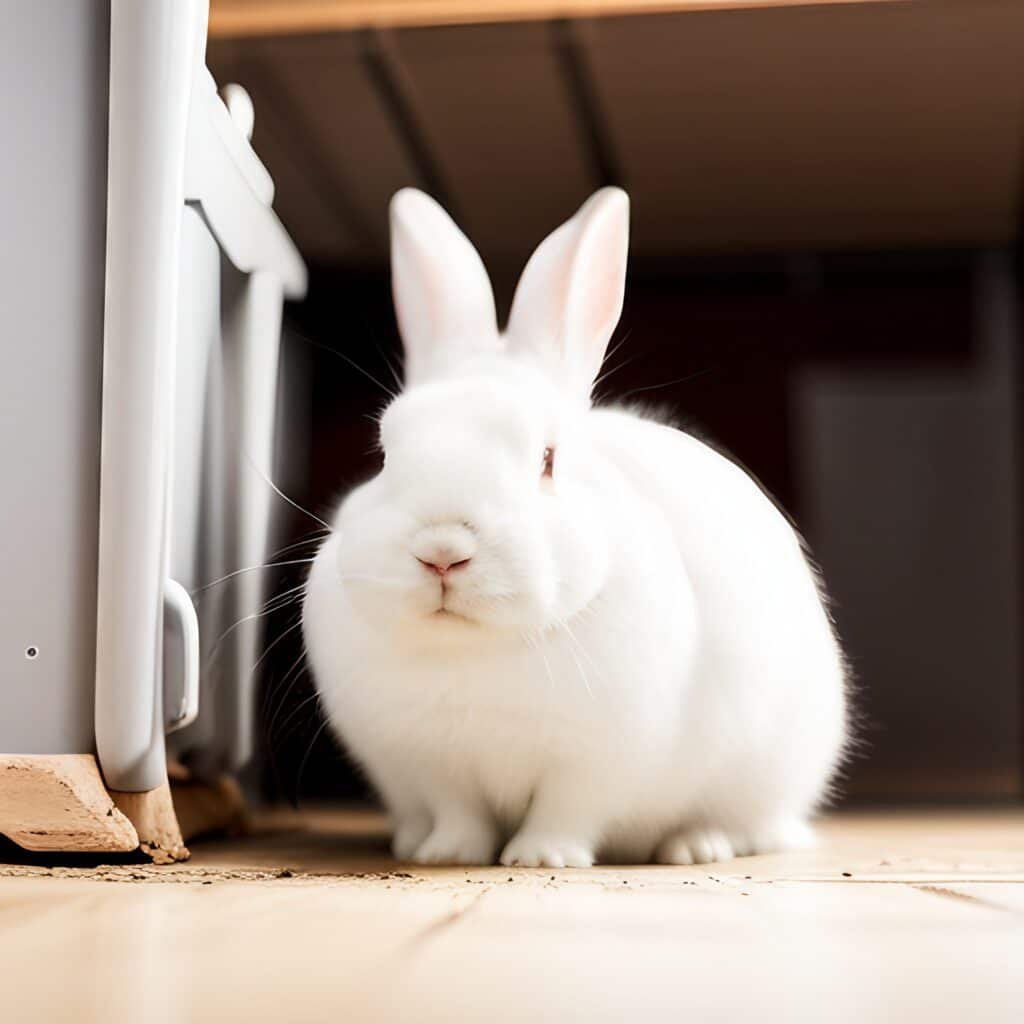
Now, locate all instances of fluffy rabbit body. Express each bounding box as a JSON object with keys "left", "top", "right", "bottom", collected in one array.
[{"left": 303, "top": 188, "right": 847, "bottom": 867}]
